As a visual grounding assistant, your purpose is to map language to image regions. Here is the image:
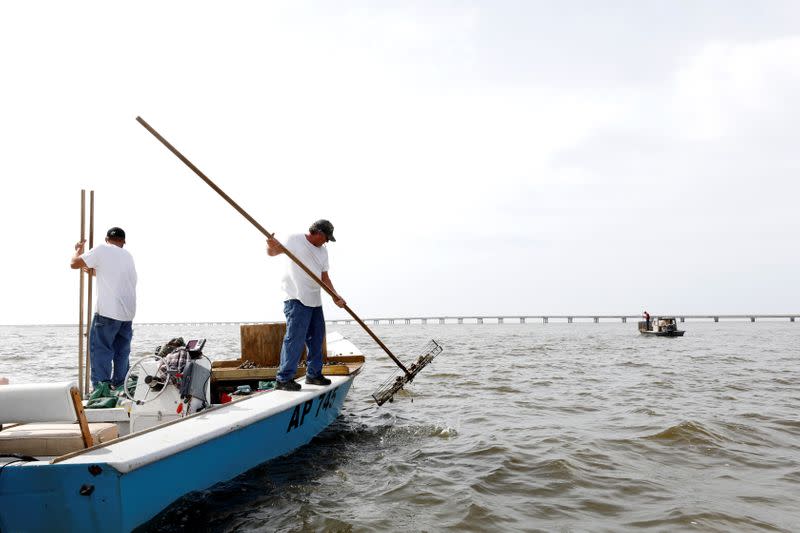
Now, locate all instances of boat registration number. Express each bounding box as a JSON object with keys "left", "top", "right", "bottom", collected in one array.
[{"left": 286, "top": 386, "right": 339, "bottom": 432}]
